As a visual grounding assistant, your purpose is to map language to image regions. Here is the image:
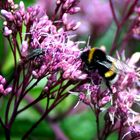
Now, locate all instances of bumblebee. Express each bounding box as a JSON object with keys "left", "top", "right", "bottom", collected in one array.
[{"left": 80, "top": 48, "right": 121, "bottom": 92}]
